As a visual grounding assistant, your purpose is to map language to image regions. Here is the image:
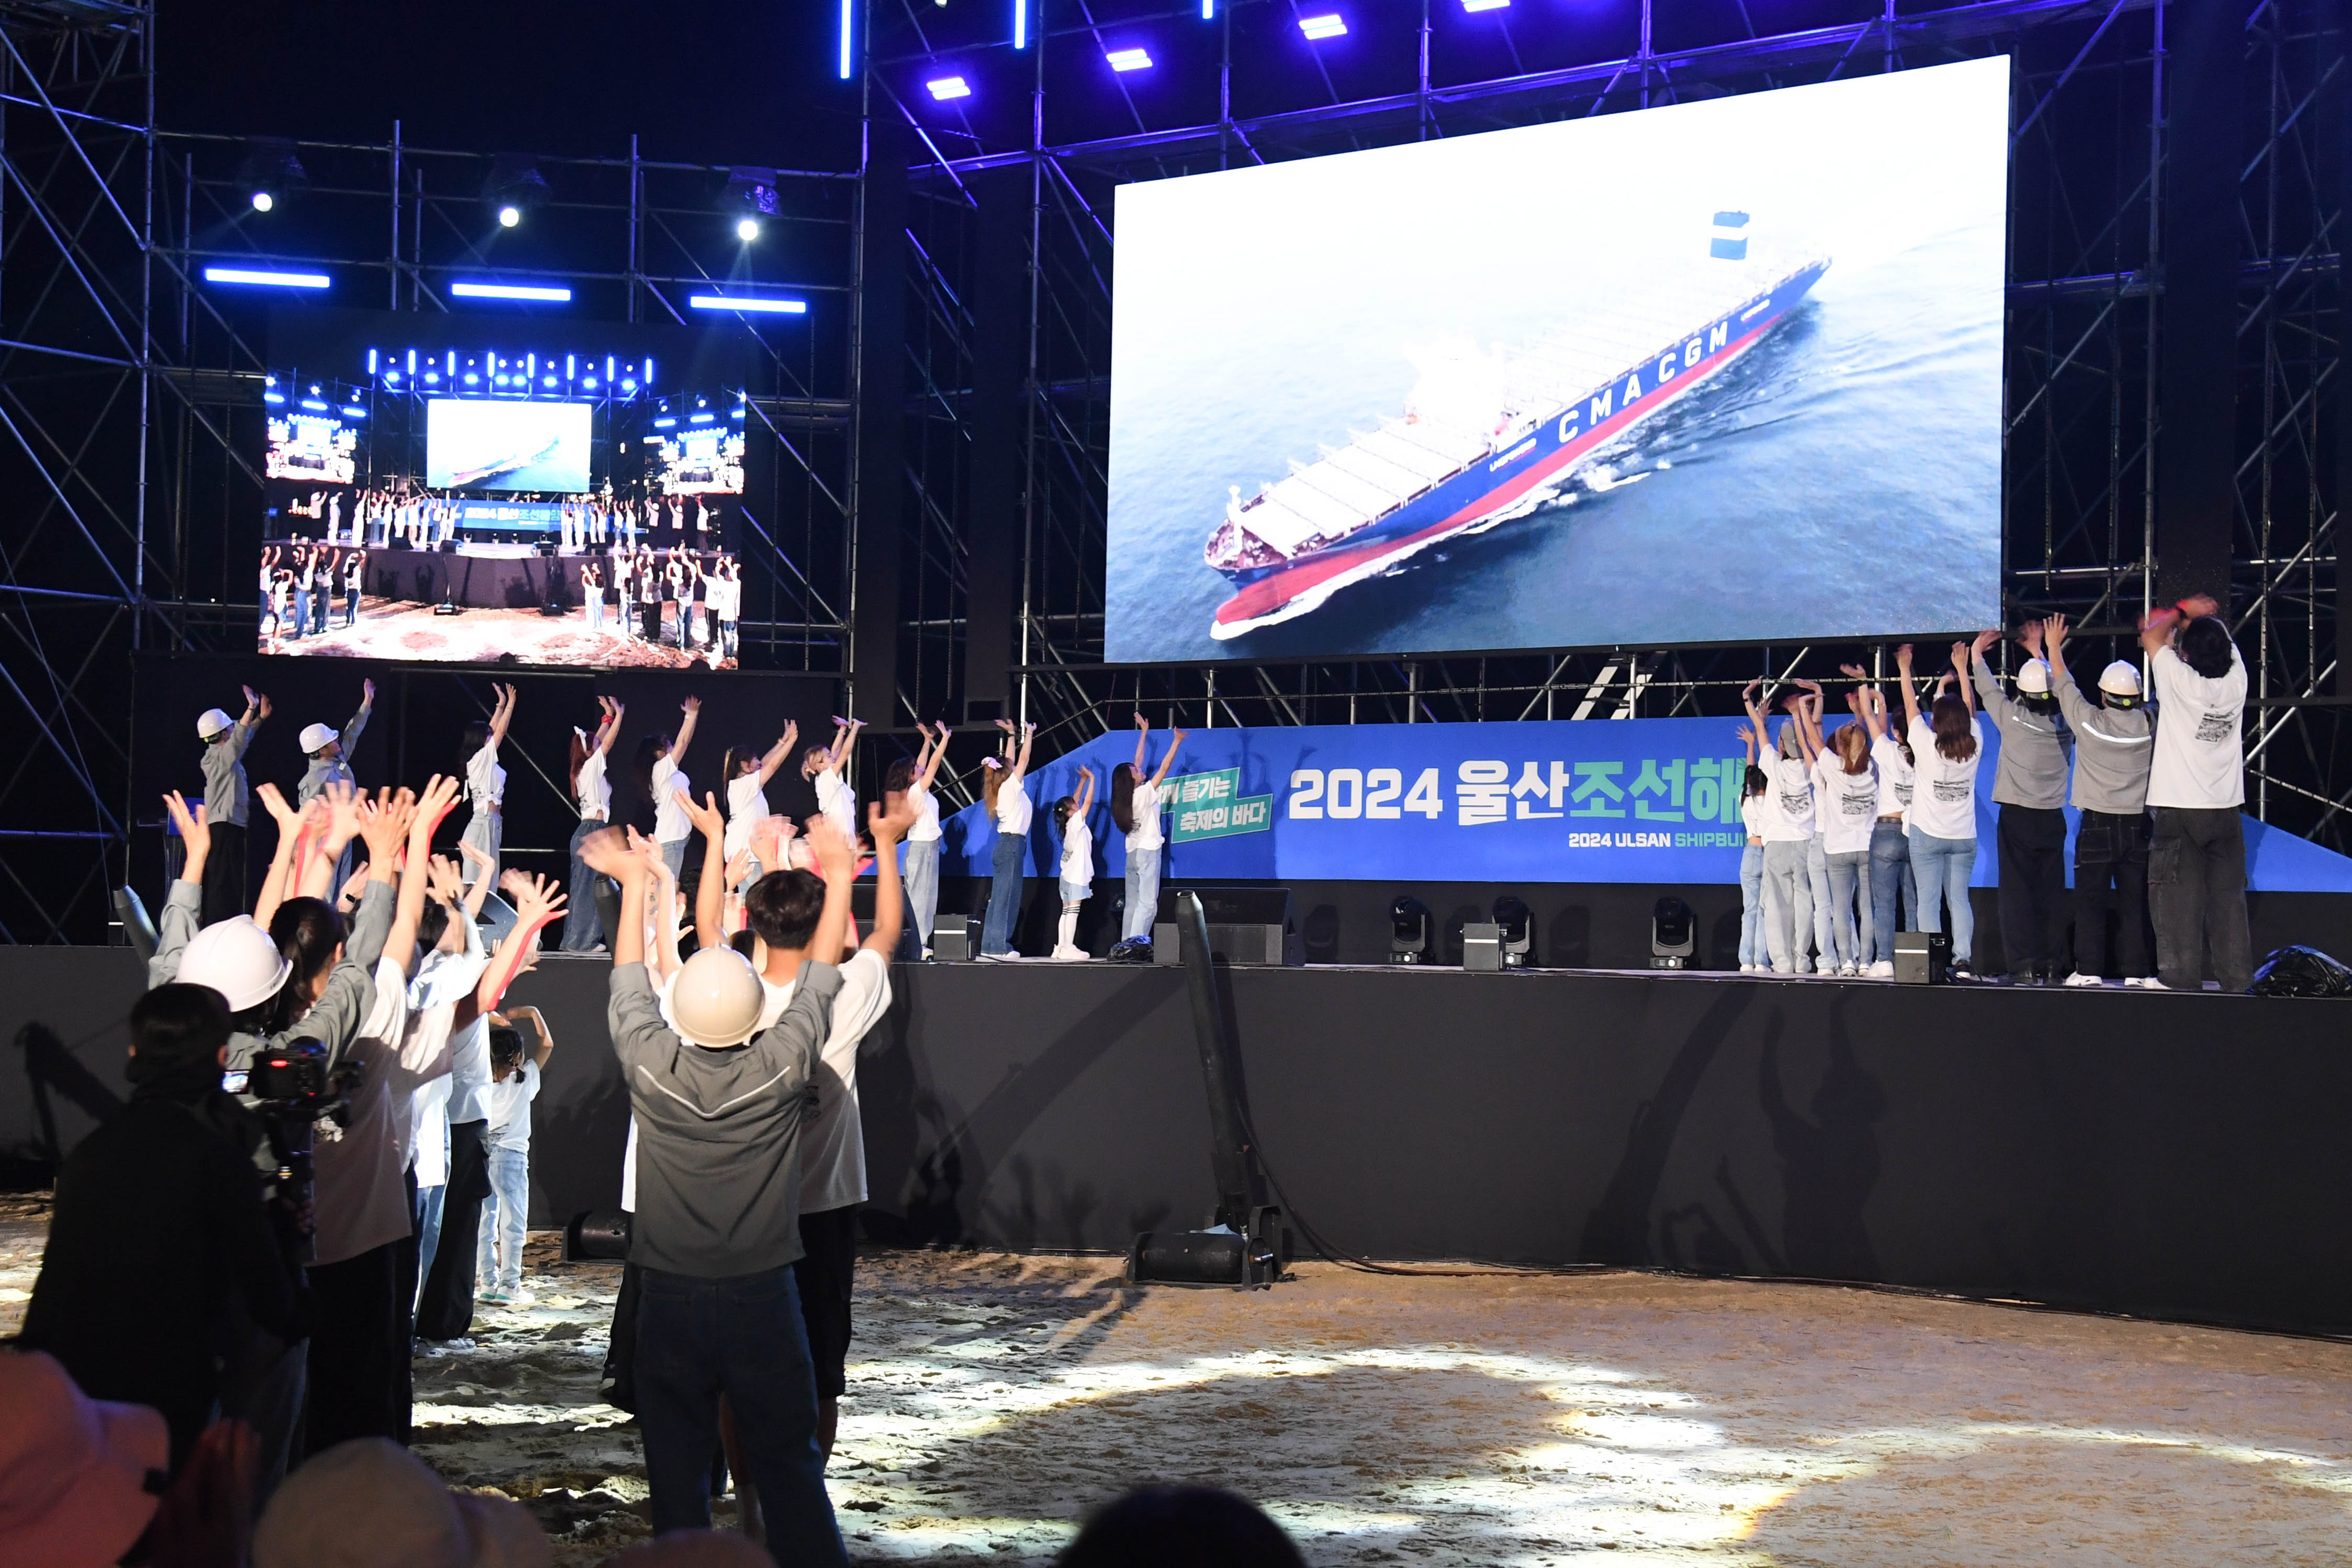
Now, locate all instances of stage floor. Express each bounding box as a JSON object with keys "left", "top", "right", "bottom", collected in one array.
[
  {"left": 10, "top": 1208, "right": 2343, "bottom": 1565},
  {"left": 259, "top": 597, "right": 725, "bottom": 668}
]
